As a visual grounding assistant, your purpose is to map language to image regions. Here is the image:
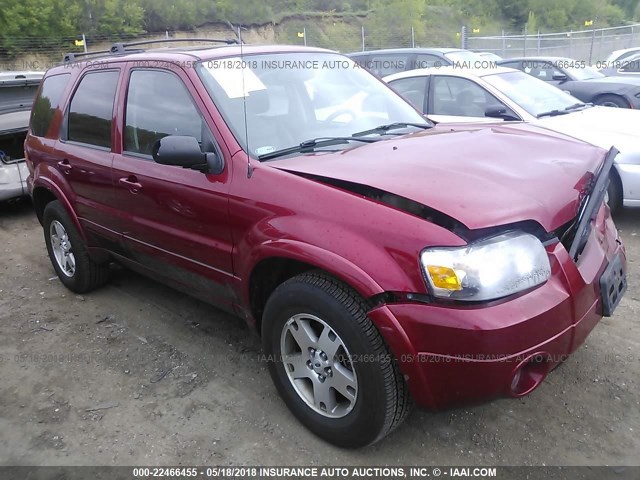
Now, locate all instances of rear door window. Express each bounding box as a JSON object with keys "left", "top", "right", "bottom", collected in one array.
[
  {"left": 67, "top": 70, "right": 120, "bottom": 149},
  {"left": 30, "top": 74, "right": 71, "bottom": 137}
]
